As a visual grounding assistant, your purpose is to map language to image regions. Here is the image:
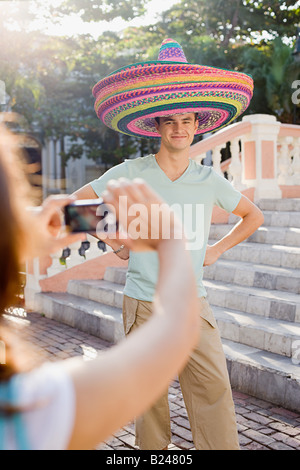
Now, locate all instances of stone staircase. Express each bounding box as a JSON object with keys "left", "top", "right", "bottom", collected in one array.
[{"left": 35, "top": 198, "right": 300, "bottom": 413}]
